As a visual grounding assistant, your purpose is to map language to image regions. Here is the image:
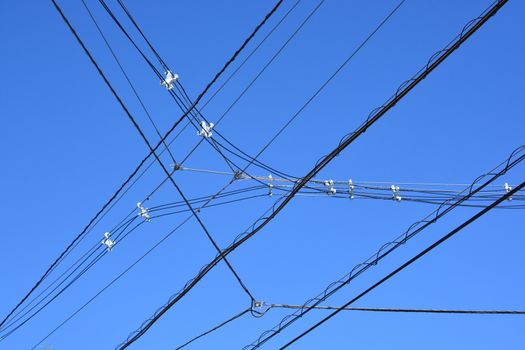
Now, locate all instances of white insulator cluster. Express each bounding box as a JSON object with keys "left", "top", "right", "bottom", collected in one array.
[
  {"left": 324, "top": 179, "right": 336, "bottom": 195},
  {"left": 268, "top": 174, "right": 274, "bottom": 196},
  {"left": 197, "top": 121, "right": 214, "bottom": 138},
  {"left": 137, "top": 202, "right": 151, "bottom": 222},
  {"left": 391, "top": 185, "right": 401, "bottom": 202},
  {"left": 160, "top": 70, "right": 179, "bottom": 90},
  {"left": 101, "top": 232, "right": 115, "bottom": 252},
  {"left": 348, "top": 179, "right": 355, "bottom": 199},
  {"left": 504, "top": 182, "right": 513, "bottom": 201}
]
